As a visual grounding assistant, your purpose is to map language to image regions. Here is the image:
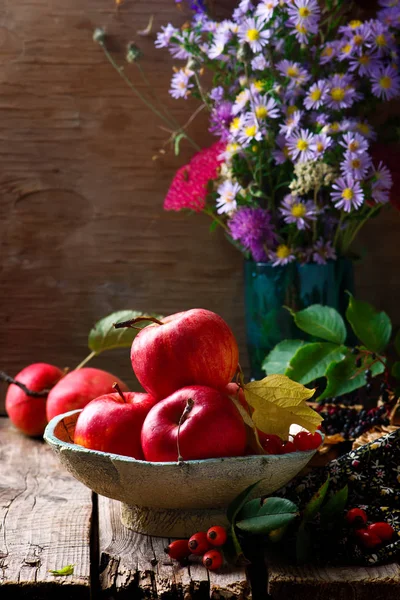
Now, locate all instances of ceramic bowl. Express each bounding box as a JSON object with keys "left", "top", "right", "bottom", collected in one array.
[{"left": 44, "top": 410, "right": 318, "bottom": 537}]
